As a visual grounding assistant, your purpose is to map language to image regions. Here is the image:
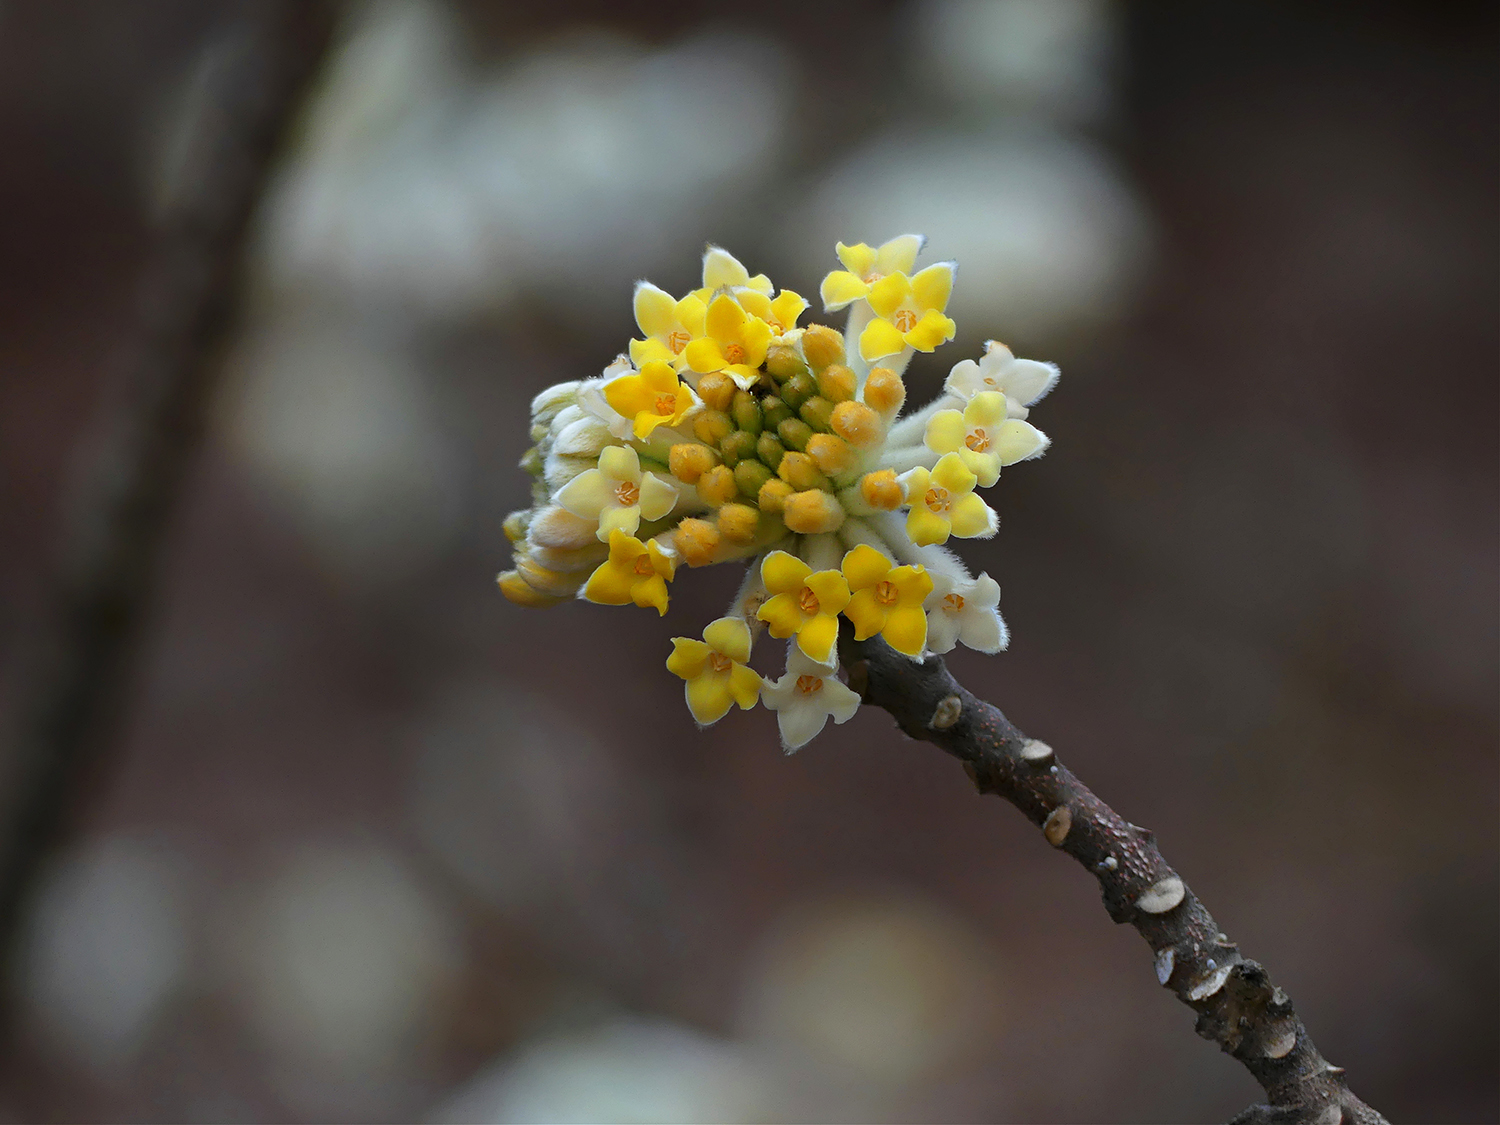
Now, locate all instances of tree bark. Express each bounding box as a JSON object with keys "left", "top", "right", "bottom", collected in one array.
[{"left": 839, "top": 630, "right": 1388, "bottom": 1125}]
